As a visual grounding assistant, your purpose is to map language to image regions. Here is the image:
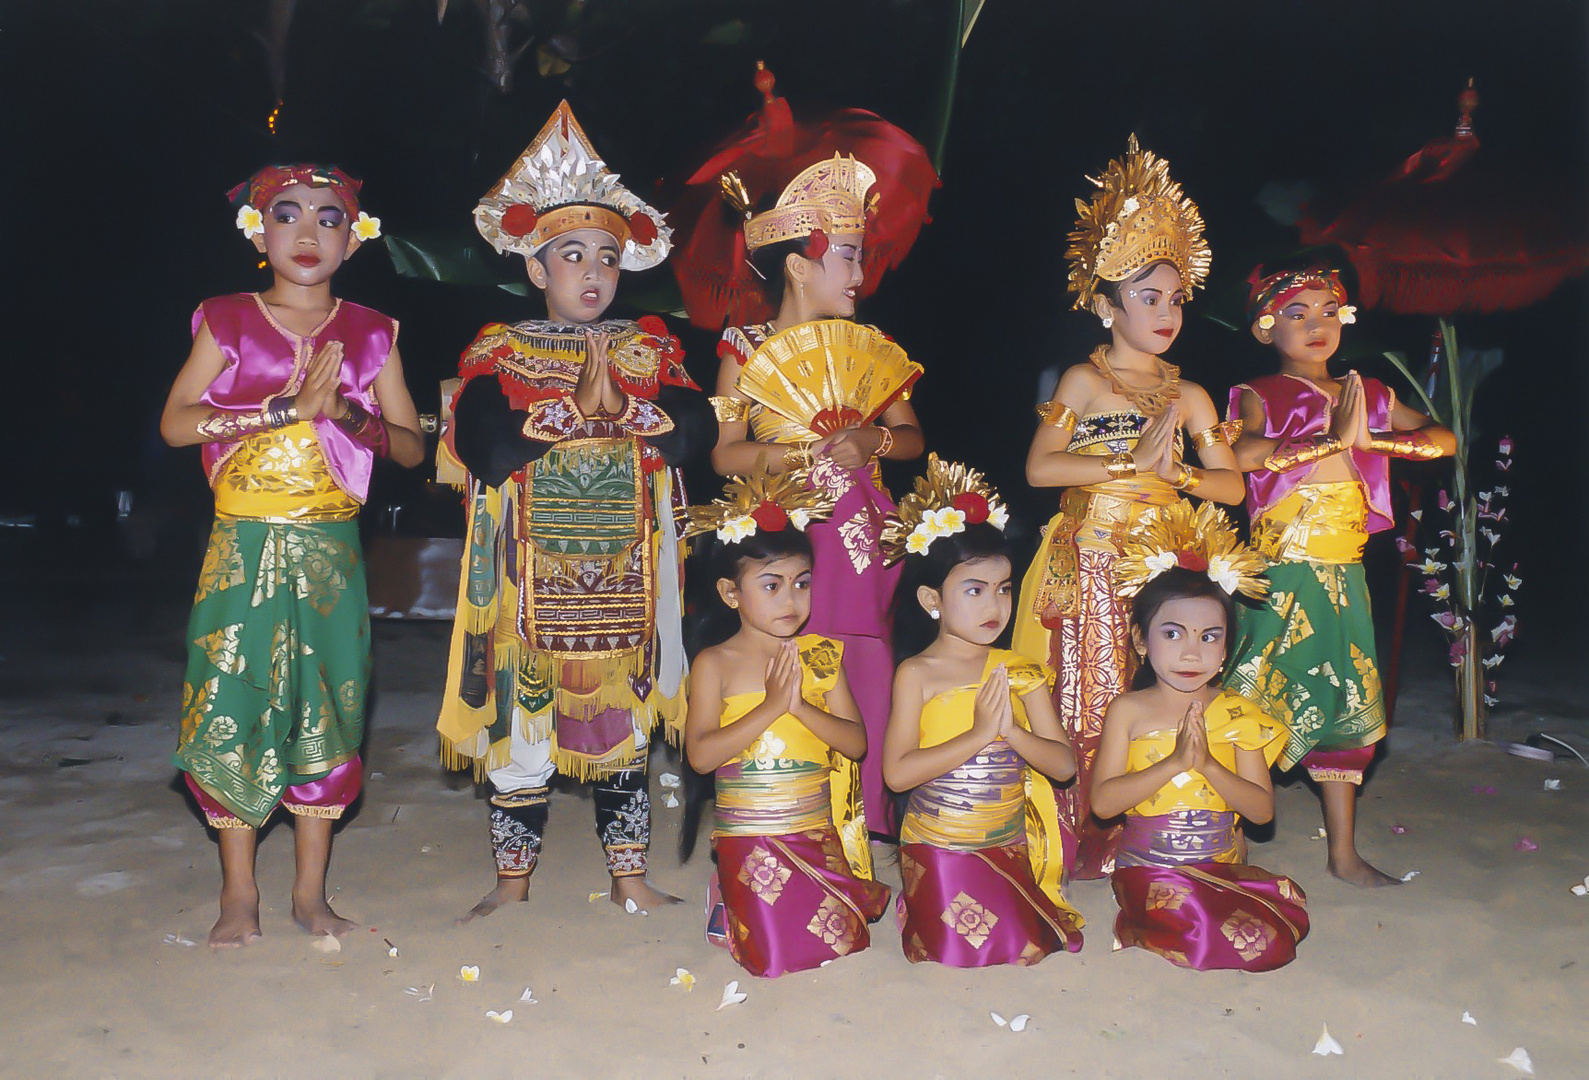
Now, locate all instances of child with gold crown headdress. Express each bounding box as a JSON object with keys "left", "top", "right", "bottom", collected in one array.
[
  {"left": 1089, "top": 500, "right": 1311, "bottom": 971},
  {"left": 1224, "top": 261, "right": 1454, "bottom": 887},
  {"left": 435, "top": 102, "right": 702, "bottom": 921},
  {"left": 1011, "top": 135, "right": 1247, "bottom": 881},
  {"left": 673, "top": 64, "right": 935, "bottom": 837},
  {"left": 881, "top": 456, "right": 1086, "bottom": 967},
  {"left": 161, "top": 163, "right": 424, "bottom": 947},
  {"left": 678, "top": 467, "right": 890, "bottom": 977}
]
